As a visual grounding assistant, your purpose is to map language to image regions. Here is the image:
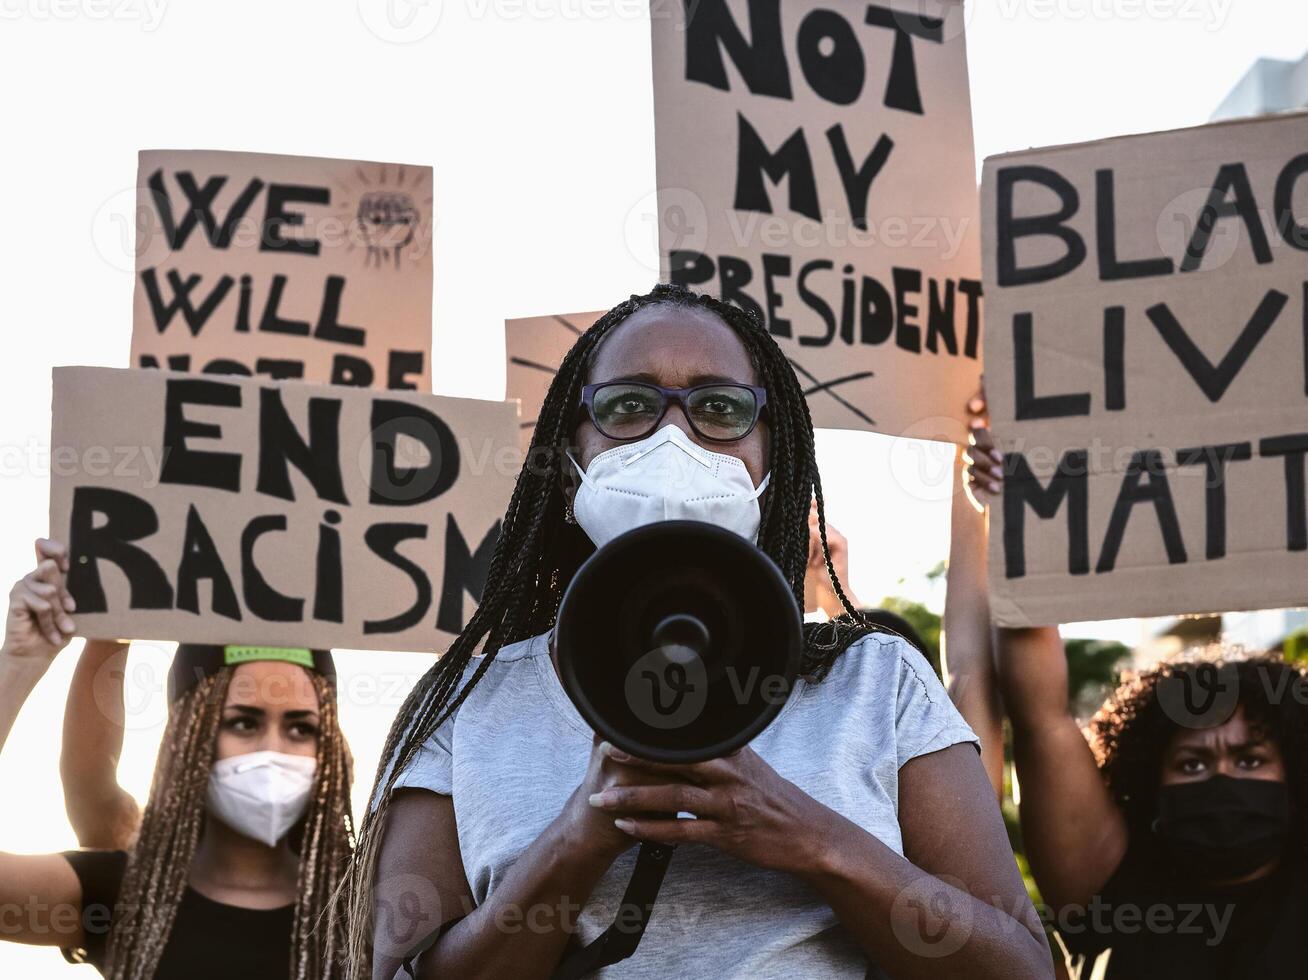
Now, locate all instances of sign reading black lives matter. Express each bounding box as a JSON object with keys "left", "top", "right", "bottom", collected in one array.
[
  {"left": 49, "top": 367, "right": 517, "bottom": 651},
  {"left": 983, "top": 113, "right": 1308, "bottom": 627},
  {"left": 132, "top": 150, "right": 433, "bottom": 390},
  {"left": 652, "top": 0, "right": 981, "bottom": 440}
]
